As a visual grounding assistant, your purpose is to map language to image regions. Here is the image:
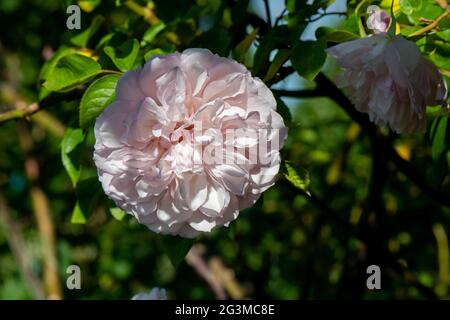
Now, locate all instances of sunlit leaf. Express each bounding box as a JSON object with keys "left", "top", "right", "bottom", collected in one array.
[
  {"left": 71, "top": 202, "right": 87, "bottom": 224},
  {"left": 283, "top": 162, "right": 311, "bottom": 195},
  {"left": 104, "top": 39, "right": 140, "bottom": 72},
  {"left": 43, "top": 54, "right": 102, "bottom": 92},
  {"left": 141, "top": 23, "right": 166, "bottom": 46},
  {"left": 399, "top": 0, "right": 423, "bottom": 15},
  {"left": 110, "top": 207, "right": 126, "bottom": 221},
  {"left": 79, "top": 74, "right": 120, "bottom": 128}
]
